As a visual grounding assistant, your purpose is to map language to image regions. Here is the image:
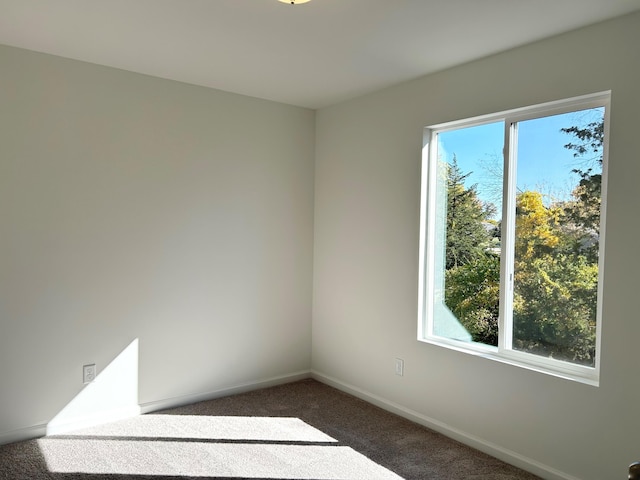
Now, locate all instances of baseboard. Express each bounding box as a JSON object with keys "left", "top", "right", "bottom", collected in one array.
[
  {"left": 311, "top": 370, "right": 579, "bottom": 480},
  {"left": 140, "top": 370, "right": 312, "bottom": 414},
  {"left": 0, "top": 424, "right": 47, "bottom": 446},
  {"left": 45, "top": 405, "right": 142, "bottom": 436},
  {"left": 1, "top": 369, "right": 312, "bottom": 446}
]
